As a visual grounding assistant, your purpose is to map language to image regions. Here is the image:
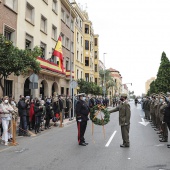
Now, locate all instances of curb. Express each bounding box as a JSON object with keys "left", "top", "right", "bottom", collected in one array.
[{"left": 62, "top": 119, "right": 76, "bottom": 127}]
